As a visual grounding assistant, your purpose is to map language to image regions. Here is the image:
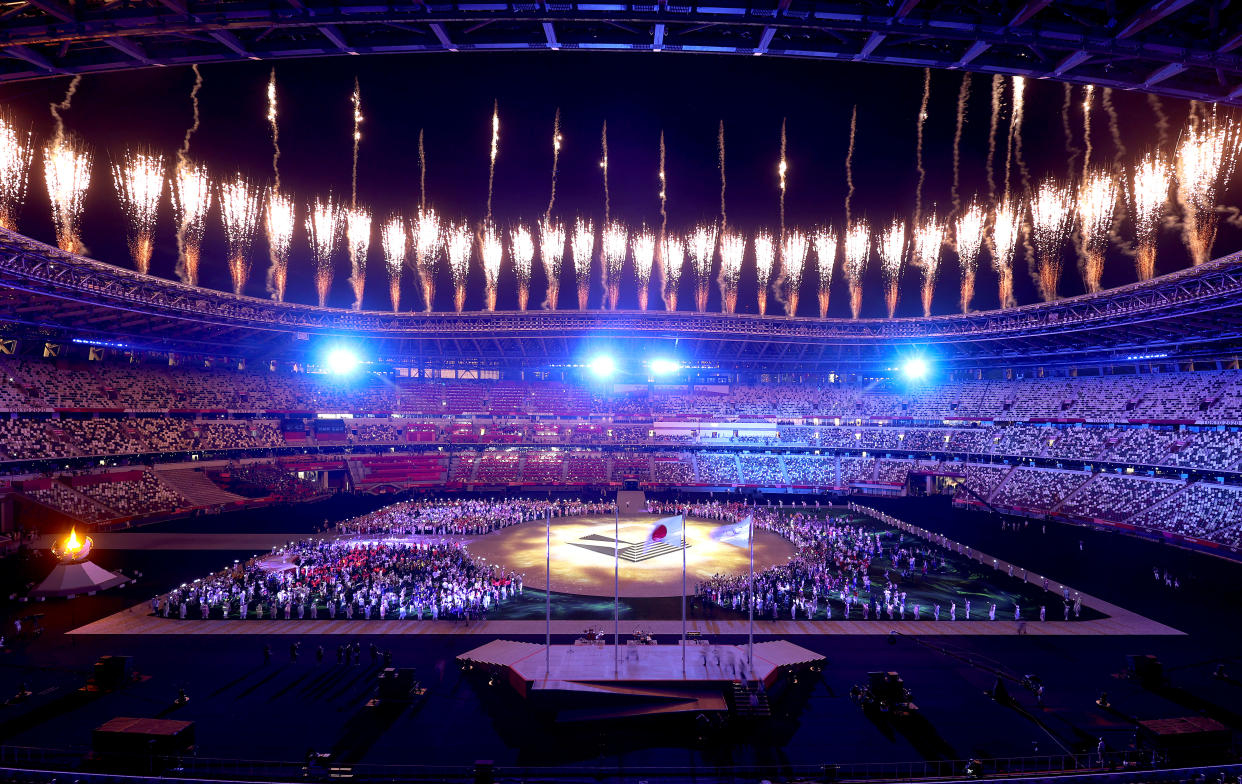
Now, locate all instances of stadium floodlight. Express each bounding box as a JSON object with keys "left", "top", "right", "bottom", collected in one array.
[
  {"left": 902, "top": 357, "right": 929, "bottom": 381},
  {"left": 325, "top": 347, "right": 360, "bottom": 376},
  {"left": 649, "top": 357, "right": 681, "bottom": 376},
  {"left": 587, "top": 354, "right": 617, "bottom": 379}
]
